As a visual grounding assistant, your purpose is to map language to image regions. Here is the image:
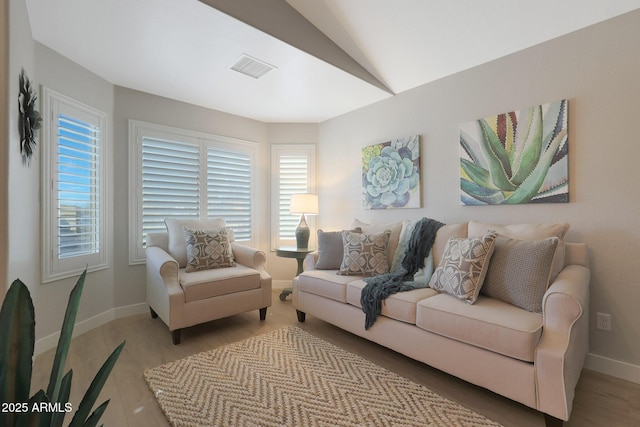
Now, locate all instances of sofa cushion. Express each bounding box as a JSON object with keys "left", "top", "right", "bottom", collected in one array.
[
  {"left": 184, "top": 226, "right": 235, "bottom": 272},
  {"left": 298, "top": 270, "right": 358, "bottom": 303},
  {"left": 347, "top": 280, "right": 439, "bottom": 324},
  {"left": 416, "top": 293, "right": 543, "bottom": 362},
  {"left": 165, "top": 217, "right": 230, "bottom": 267},
  {"left": 481, "top": 235, "right": 559, "bottom": 313},
  {"left": 179, "top": 264, "right": 260, "bottom": 303},
  {"left": 468, "top": 221, "right": 568, "bottom": 280},
  {"left": 338, "top": 230, "right": 391, "bottom": 276},
  {"left": 429, "top": 232, "right": 497, "bottom": 304}
]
